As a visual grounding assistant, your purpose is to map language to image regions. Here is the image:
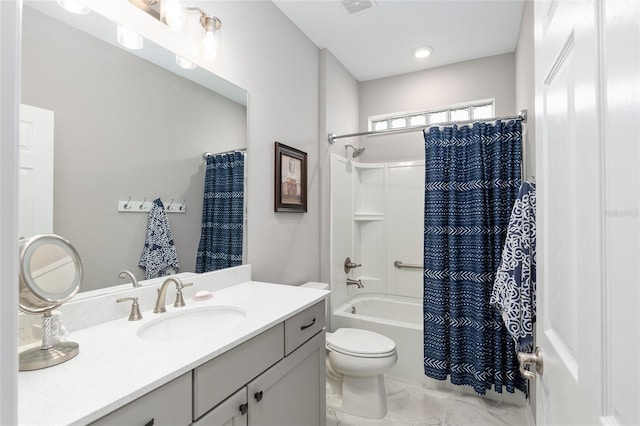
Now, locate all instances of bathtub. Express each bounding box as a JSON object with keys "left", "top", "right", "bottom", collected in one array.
[
  {"left": 331, "top": 293, "right": 527, "bottom": 405},
  {"left": 331, "top": 294, "right": 422, "bottom": 385}
]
